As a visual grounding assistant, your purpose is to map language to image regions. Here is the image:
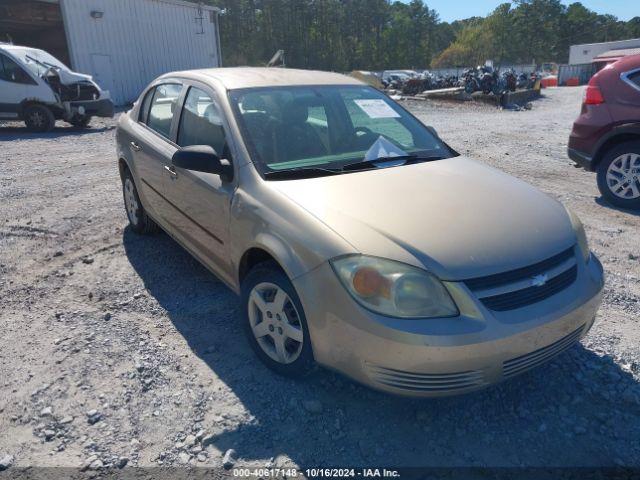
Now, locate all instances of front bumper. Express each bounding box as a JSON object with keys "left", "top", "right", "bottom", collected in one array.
[
  {"left": 67, "top": 98, "right": 115, "bottom": 118},
  {"left": 293, "top": 254, "right": 604, "bottom": 397}
]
